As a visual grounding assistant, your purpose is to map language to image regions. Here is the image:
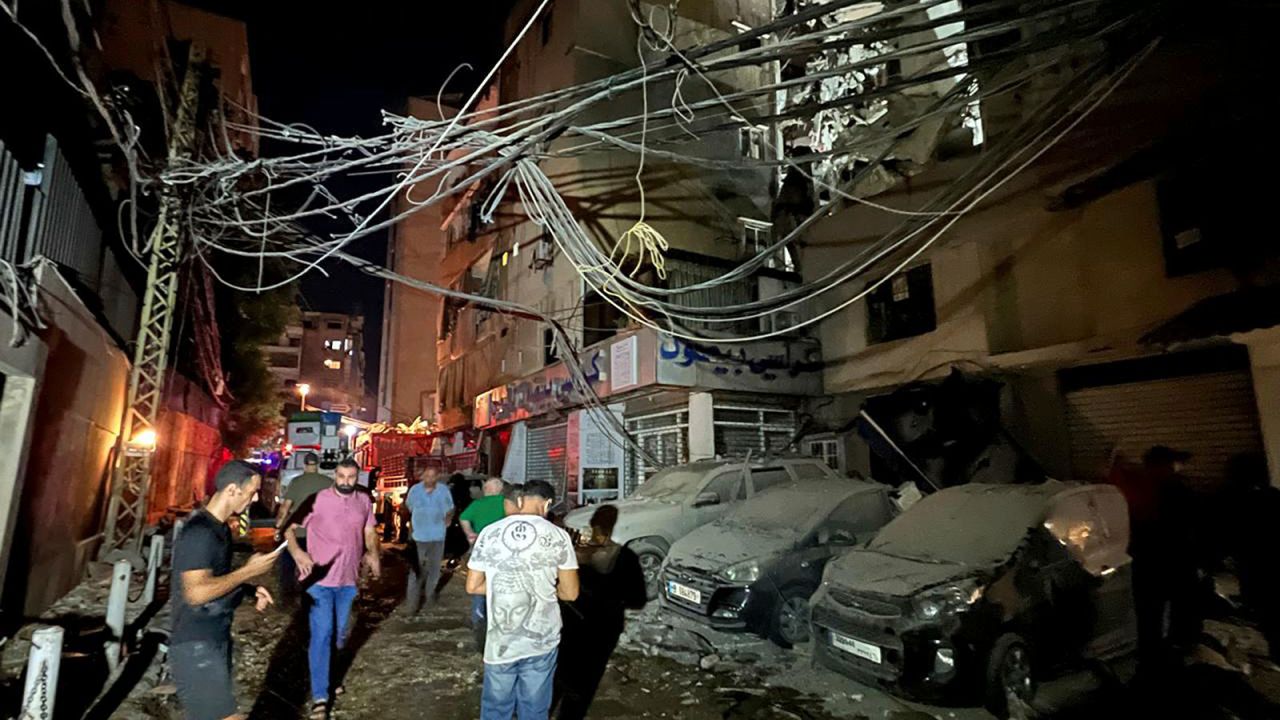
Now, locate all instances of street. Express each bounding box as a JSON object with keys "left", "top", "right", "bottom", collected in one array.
[{"left": 109, "top": 538, "right": 986, "bottom": 719}]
